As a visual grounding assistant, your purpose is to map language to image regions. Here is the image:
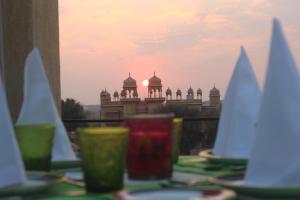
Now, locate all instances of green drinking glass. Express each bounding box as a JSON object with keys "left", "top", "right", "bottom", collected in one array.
[
  {"left": 15, "top": 124, "right": 55, "bottom": 171},
  {"left": 172, "top": 118, "right": 183, "bottom": 163},
  {"left": 78, "top": 127, "right": 128, "bottom": 193}
]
